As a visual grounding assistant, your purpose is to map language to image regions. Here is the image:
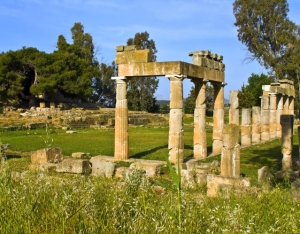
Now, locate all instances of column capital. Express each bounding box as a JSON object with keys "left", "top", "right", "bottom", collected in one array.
[
  {"left": 166, "top": 74, "right": 186, "bottom": 81},
  {"left": 111, "top": 76, "right": 127, "bottom": 80}
]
